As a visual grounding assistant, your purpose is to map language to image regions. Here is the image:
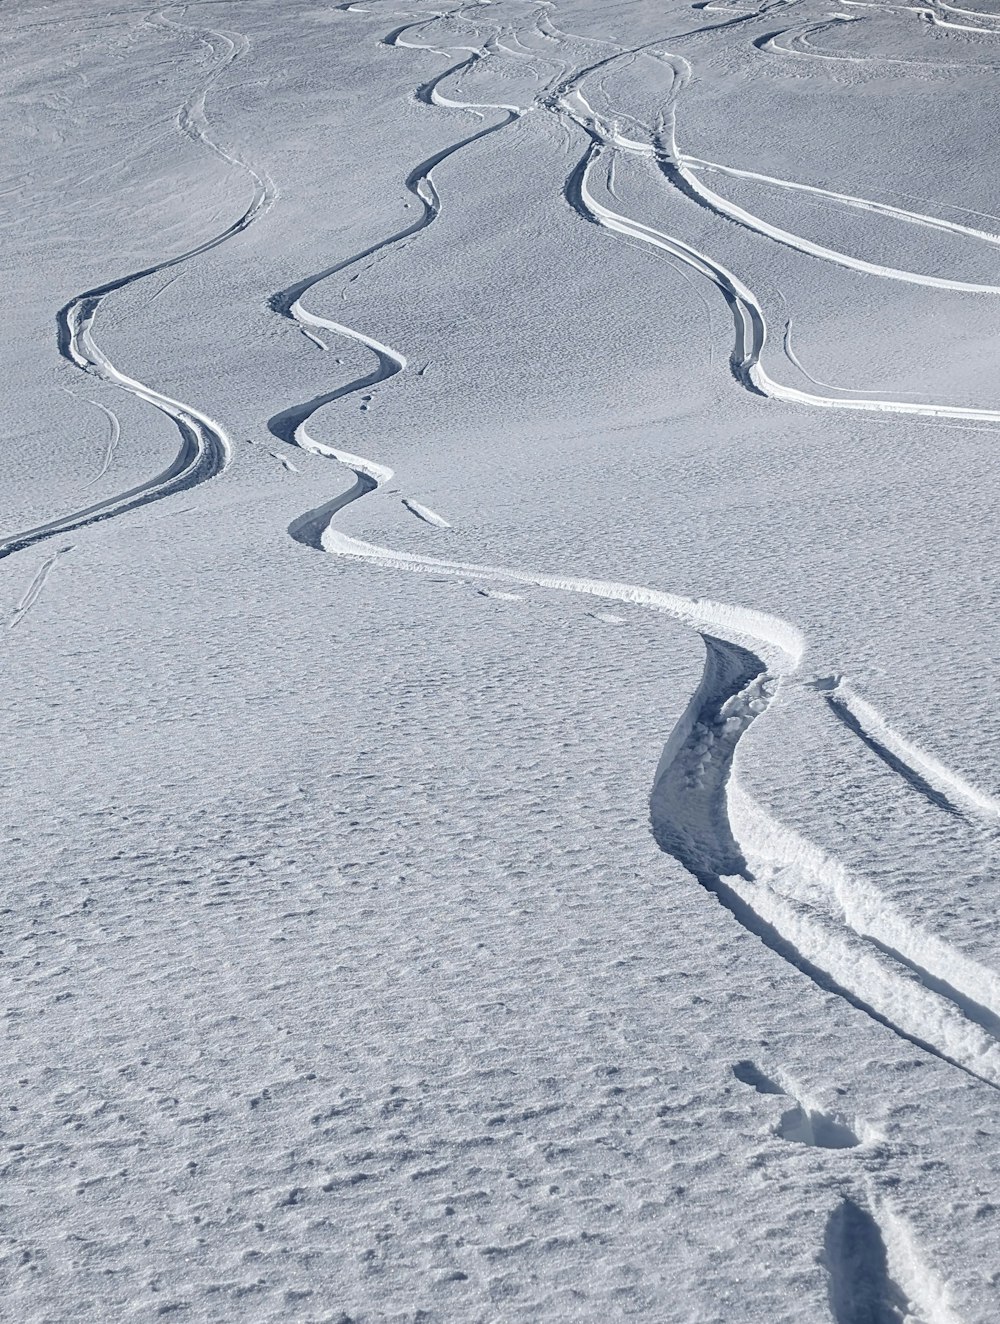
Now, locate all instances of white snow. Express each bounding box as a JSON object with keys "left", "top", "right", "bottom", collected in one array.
[
  {"left": 3, "top": 0, "right": 1000, "bottom": 1319},
  {"left": 402, "top": 496, "right": 452, "bottom": 527}
]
